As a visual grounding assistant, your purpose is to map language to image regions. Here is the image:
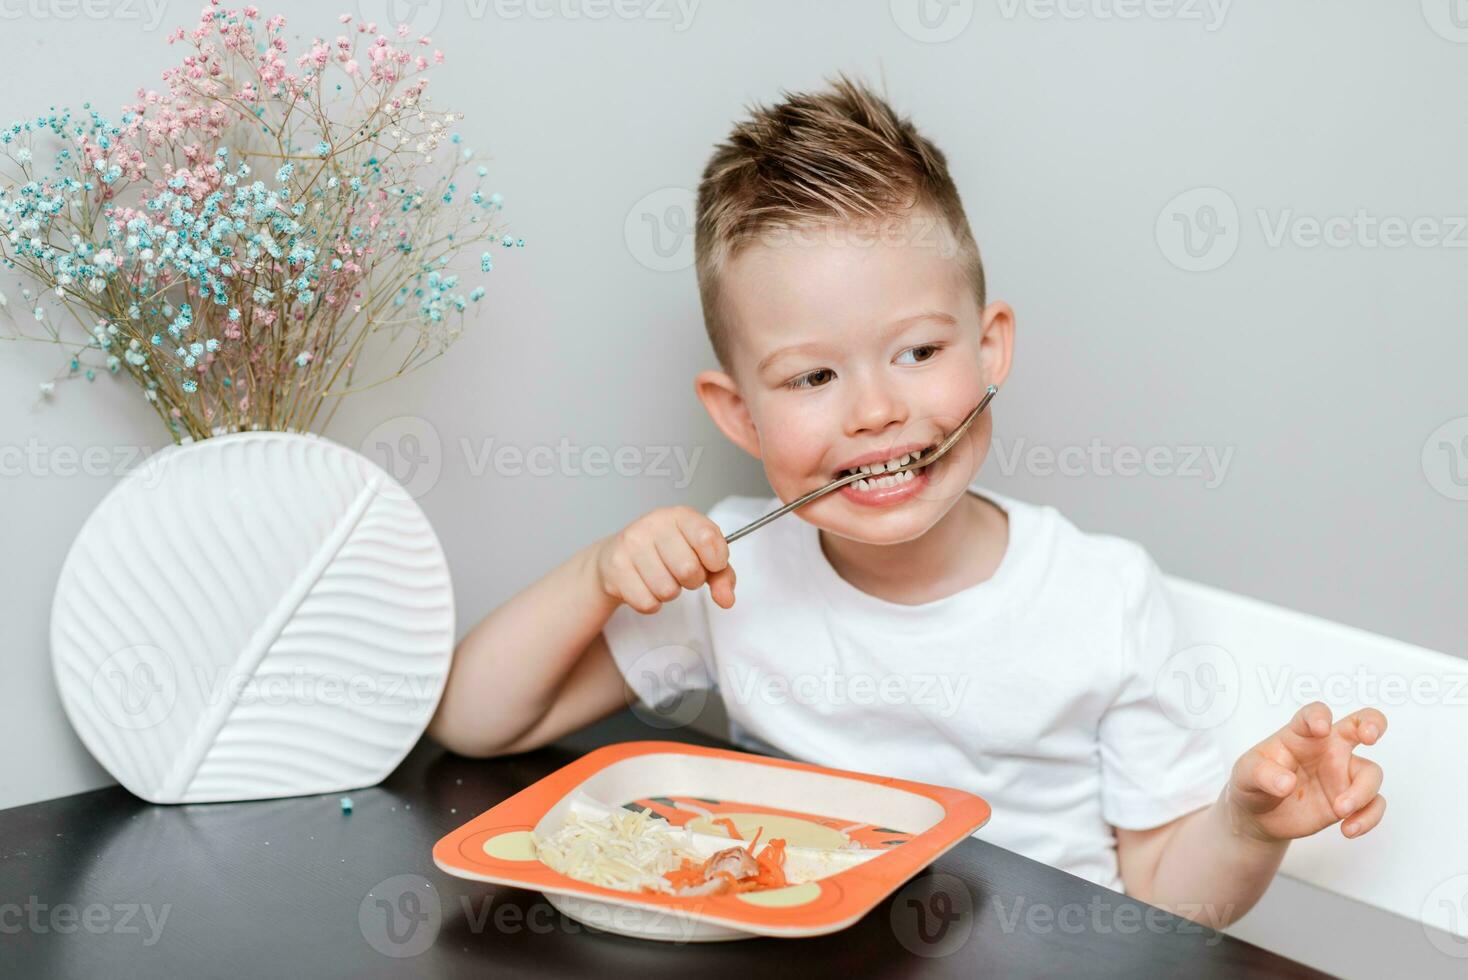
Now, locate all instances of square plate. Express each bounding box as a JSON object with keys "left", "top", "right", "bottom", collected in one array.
[{"left": 432, "top": 740, "right": 991, "bottom": 941}]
